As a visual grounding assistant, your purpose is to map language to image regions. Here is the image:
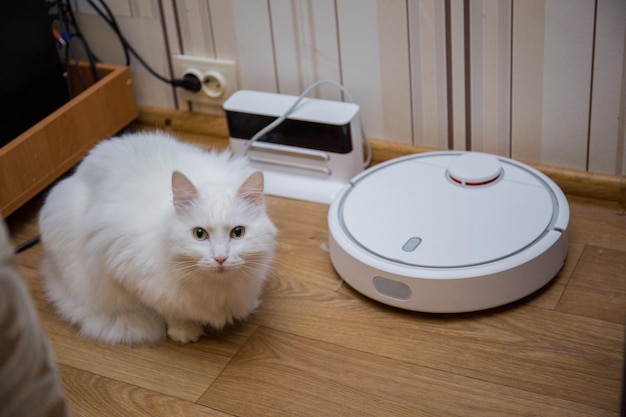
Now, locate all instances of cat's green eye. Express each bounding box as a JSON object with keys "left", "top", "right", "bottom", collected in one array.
[
  {"left": 230, "top": 226, "right": 245, "bottom": 239},
  {"left": 193, "top": 227, "right": 208, "bottom": 241}
]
